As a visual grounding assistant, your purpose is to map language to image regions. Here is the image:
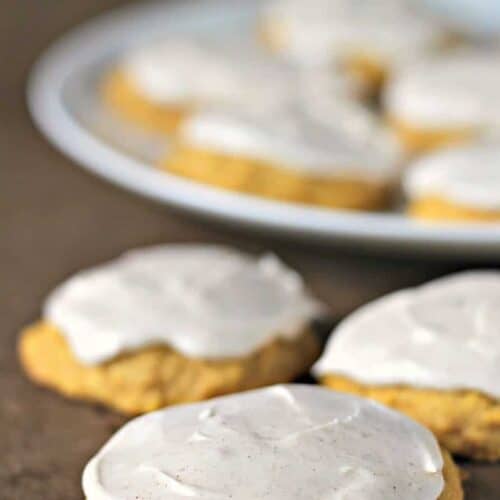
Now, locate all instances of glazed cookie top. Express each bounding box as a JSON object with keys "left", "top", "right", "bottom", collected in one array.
[
  {"left": 44, "top": 245, "right": 323, "bottom": 365},
  {"left": 404, "top": 144, "right": 500, "bottom": 210},
  {"left": 263, "top": 0, "right": 443, "bottom": 67},
  {"left": 179, "top": 99, "right": 401, "bottom": 181},
  {"left": 82, "top": 384, "right": 445, "bottom": 500},
  {"left": 385, "top": 49, "right": 500, "bottom": 128},
  {"left": 314, "top": 271, "right": 500, "bottom": 399},
  {"left": 121, "top": 37, "right": 355, "bottom": 110}
]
